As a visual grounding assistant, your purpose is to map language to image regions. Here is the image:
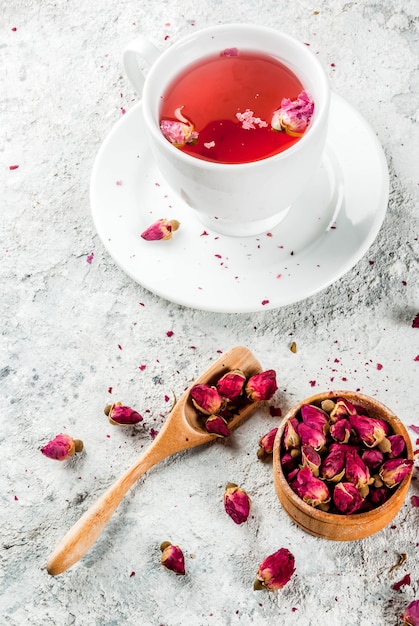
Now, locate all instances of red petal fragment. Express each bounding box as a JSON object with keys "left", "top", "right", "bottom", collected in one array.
[
  {"left": 402, "top": 599, "right": 419, "bottom": 626},
  {"left": 412, "top": 313, "right": 419, "bottom": 328},
  {"left": 392, "top": 573, "right": 411, "bottom": 591}
]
